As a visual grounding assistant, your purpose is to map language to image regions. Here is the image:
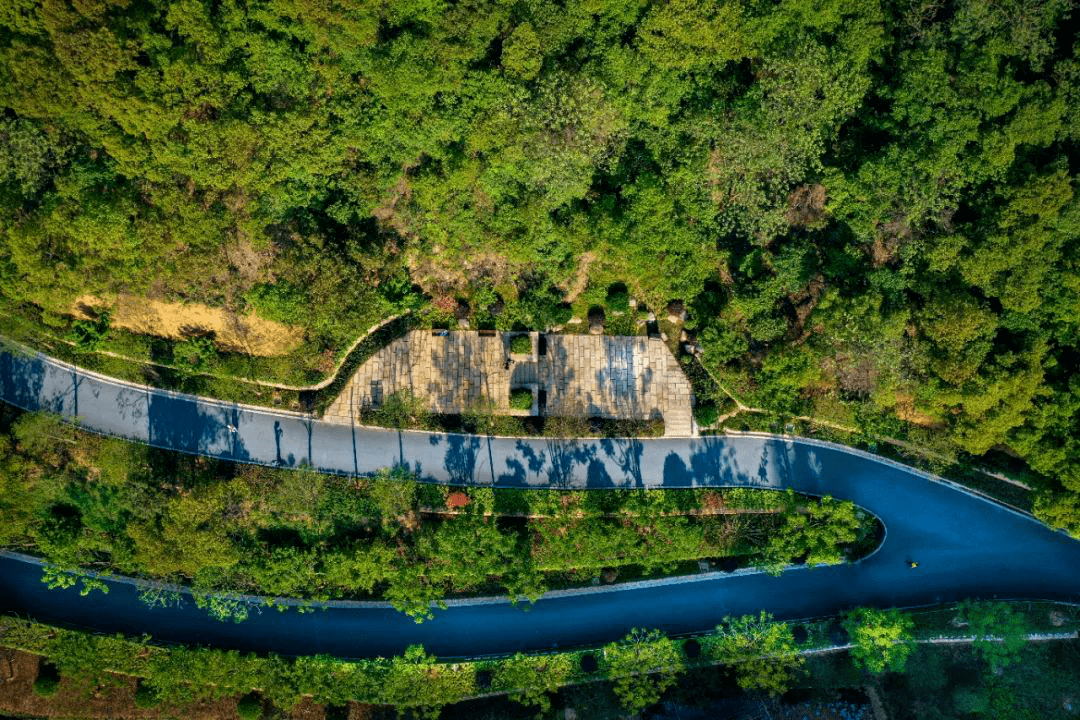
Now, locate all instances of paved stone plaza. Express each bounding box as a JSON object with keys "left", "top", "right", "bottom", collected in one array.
[{"left": 322, "top": 331, "right": 695, "bottom": 436}]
